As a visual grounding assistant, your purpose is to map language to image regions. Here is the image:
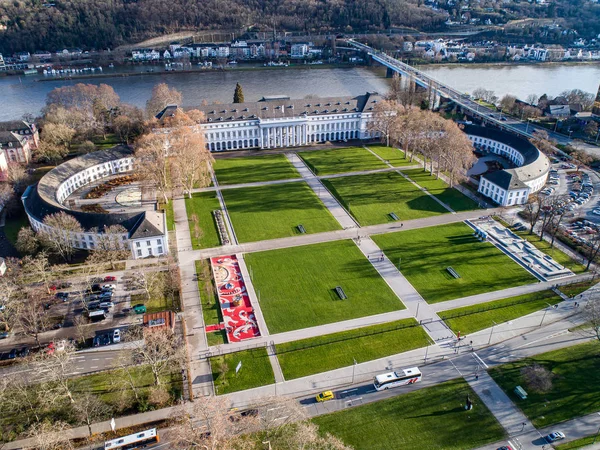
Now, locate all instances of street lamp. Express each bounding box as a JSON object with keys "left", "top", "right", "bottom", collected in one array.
[
  {"left": 539, "top": 302, "right": 554, "bottom": 327},
  {"left": 424, "top": 339, "right": 433, "bottom": 363},
  {"left": 488, "top": 320, "right": 497, "bottom": 345}
]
